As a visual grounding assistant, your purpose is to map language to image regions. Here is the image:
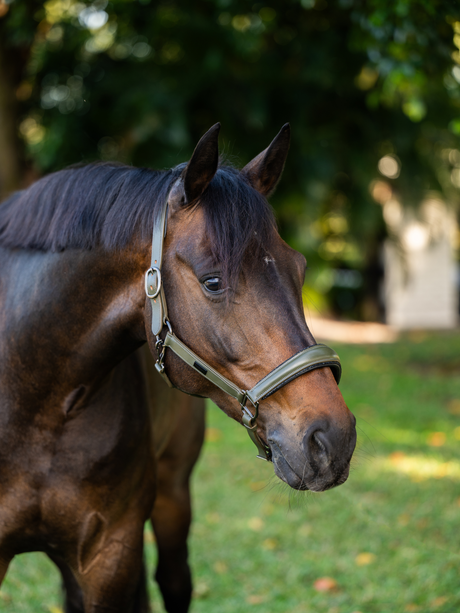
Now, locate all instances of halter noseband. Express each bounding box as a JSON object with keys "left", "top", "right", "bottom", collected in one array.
[{"left": 145, "top": 196, "right": 342, "bottom": 462}]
